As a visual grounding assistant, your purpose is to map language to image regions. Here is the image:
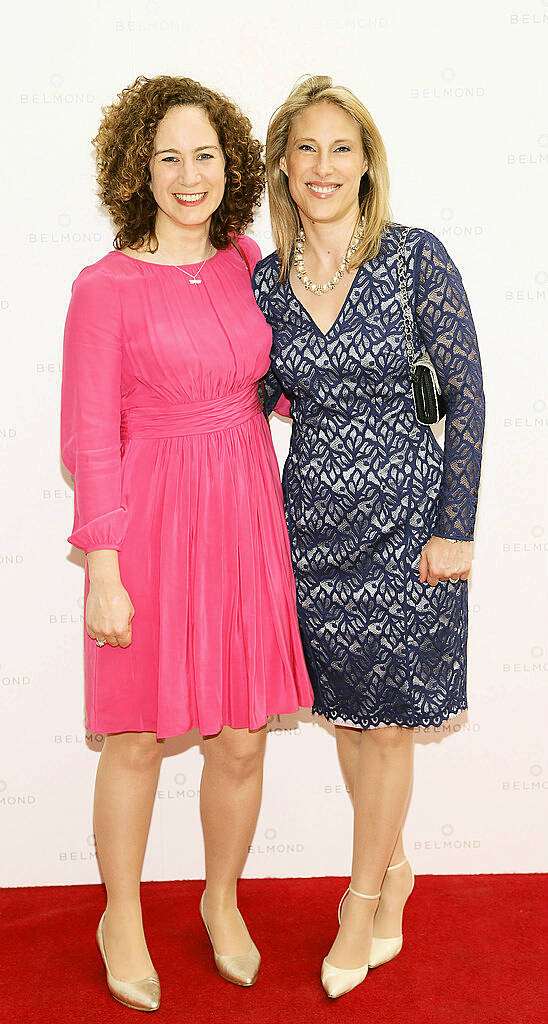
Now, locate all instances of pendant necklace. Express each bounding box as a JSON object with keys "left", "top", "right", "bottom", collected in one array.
[
  {"left": 294, "top": 217, "right": 365, "bottom": 295},
  {"left": 173, "top": 243, "right": 215, "bottom": 285}
]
